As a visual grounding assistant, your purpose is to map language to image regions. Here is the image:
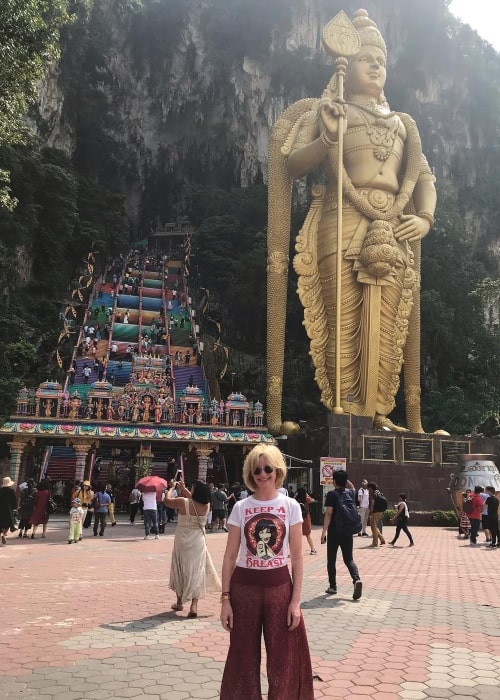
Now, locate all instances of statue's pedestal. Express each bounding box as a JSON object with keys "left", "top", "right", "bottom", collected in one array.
[{"left": 284, "top": 412, "right": 500, "bottom": 510}]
